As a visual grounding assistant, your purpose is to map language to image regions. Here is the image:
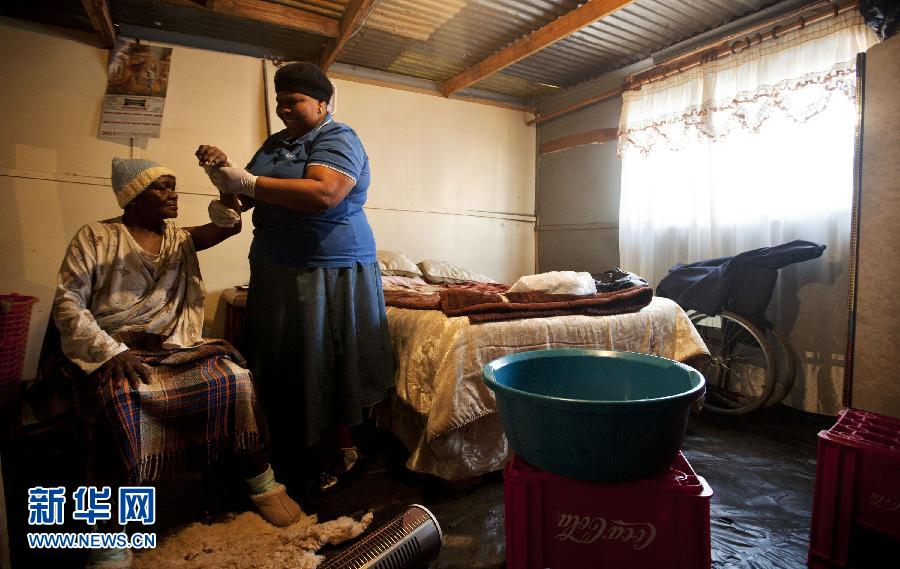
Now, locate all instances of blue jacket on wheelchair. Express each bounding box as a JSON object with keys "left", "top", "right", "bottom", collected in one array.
[{"left": 656, "top": 240, "right": 826, "bottom": 328}]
